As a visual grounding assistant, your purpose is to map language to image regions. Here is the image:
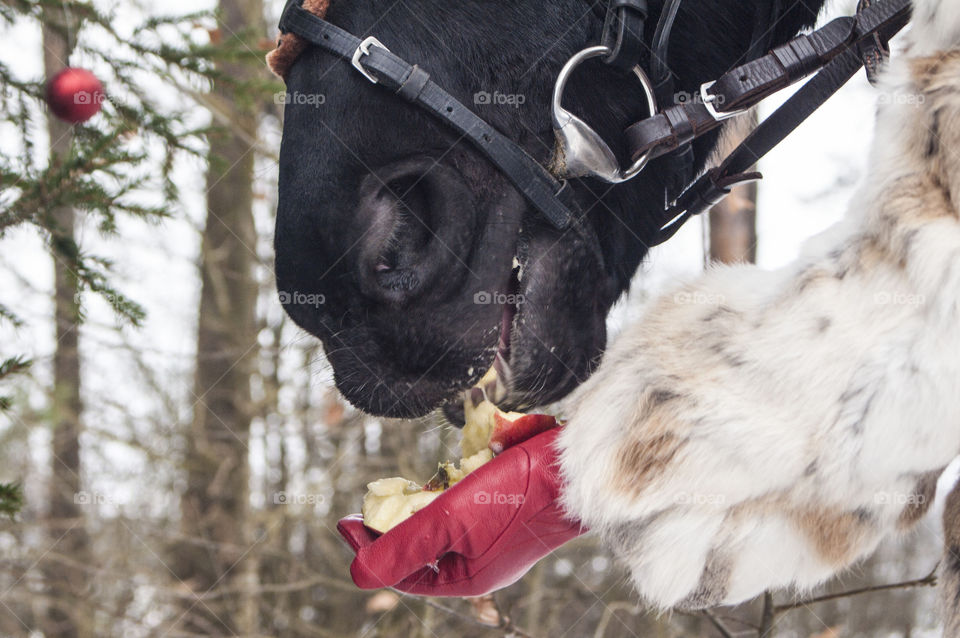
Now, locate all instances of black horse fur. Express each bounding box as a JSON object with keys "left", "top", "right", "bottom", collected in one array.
[{"left": 275, "top": 0, "right": 828, "bottom": 419}]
